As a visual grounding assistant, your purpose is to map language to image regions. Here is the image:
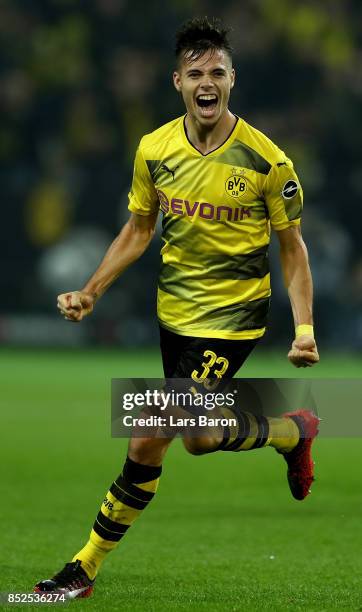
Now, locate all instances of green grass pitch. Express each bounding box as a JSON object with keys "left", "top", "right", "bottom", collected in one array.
[{"left": 0, "top": 348, "right": 361, "bottom": 611}]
